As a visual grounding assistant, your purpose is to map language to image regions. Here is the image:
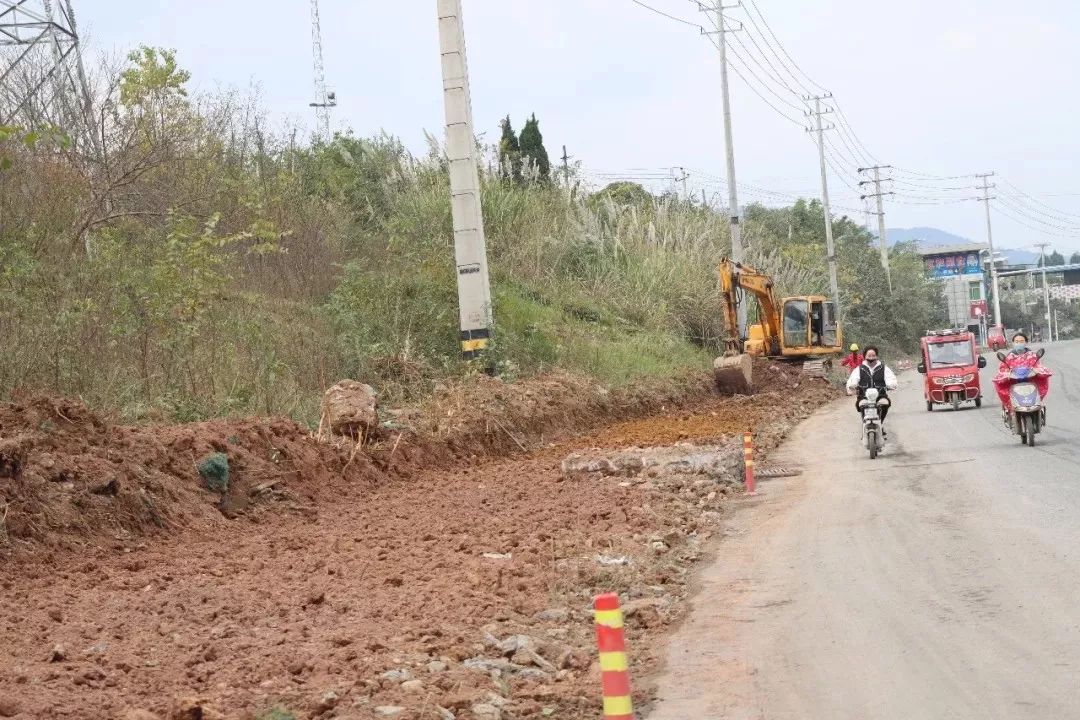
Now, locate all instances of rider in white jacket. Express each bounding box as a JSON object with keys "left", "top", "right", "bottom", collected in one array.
[{"left": 845, "top": 345, "right": 899, "bottom": 437}]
